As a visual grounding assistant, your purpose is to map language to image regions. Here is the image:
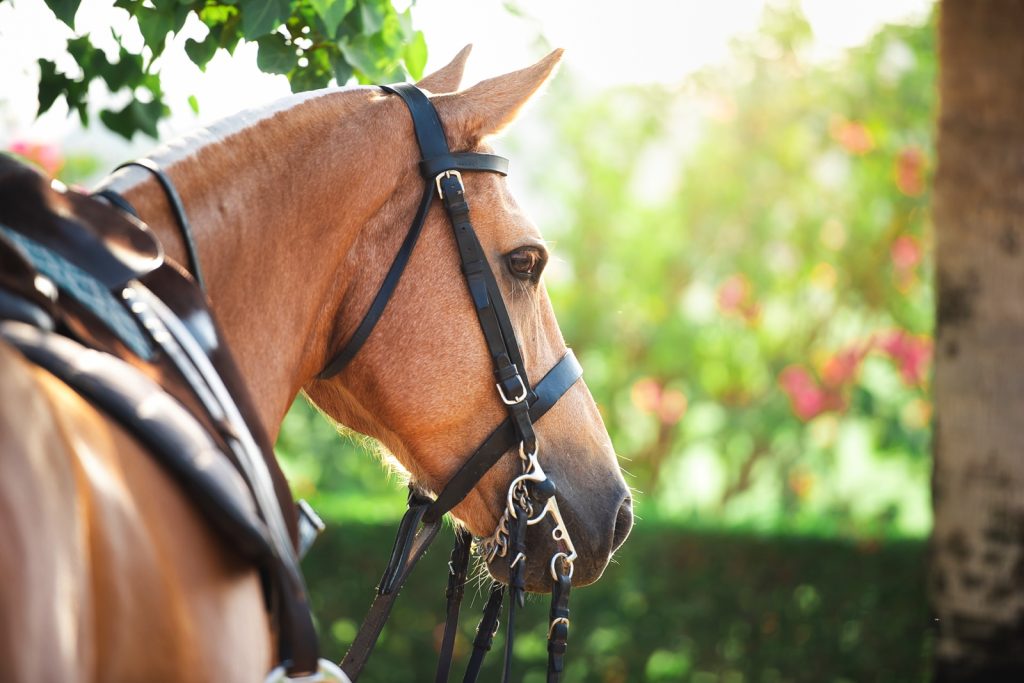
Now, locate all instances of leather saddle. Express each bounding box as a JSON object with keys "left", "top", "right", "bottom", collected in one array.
[{"left": 0, "top": 153, "right": 303, "bottom": 560}]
